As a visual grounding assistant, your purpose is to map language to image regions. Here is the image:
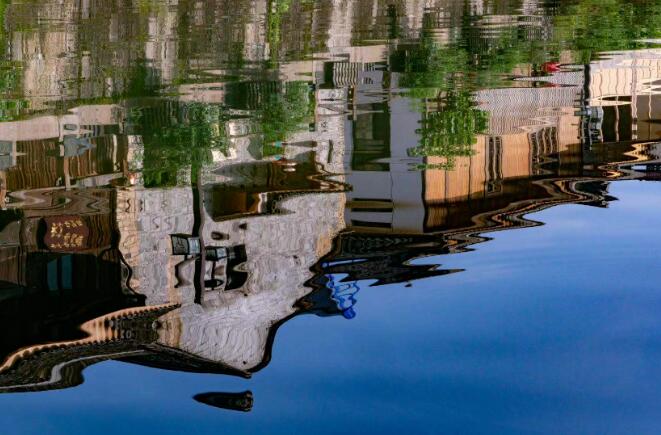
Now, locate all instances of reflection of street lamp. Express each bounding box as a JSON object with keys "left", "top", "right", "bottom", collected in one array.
[{"left": 170, "top": 234, "right": 201, "bottom": 257}]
